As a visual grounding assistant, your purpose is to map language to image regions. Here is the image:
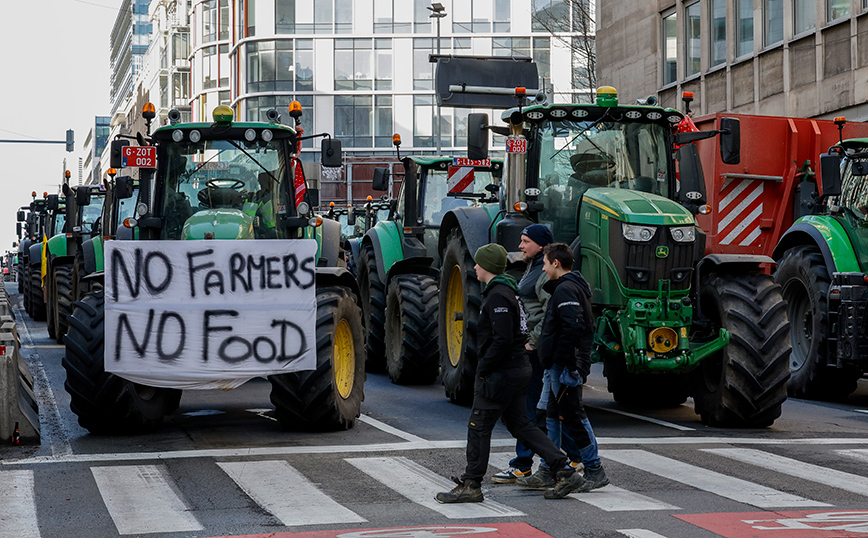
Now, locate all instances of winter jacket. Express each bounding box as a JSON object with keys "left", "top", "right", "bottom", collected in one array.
[
  {"left": 538, "top": 271, "right": 594, "bottom": 377},
  {"left": 475, "top": 274, "right": 528, "bottom": 377},
  {"left": 518, "top": 253, "right": 550, "bottom": 350}
]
